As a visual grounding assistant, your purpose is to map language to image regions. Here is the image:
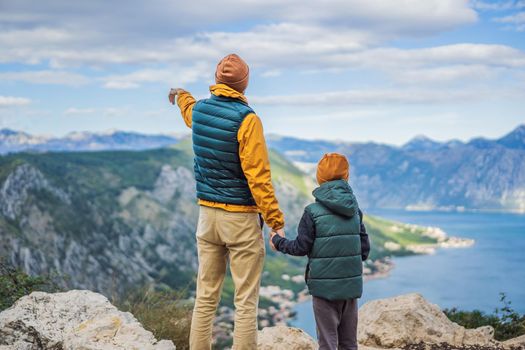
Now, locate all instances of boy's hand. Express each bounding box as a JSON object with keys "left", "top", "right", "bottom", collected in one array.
[{"left": 168, "top": 88, "right": 184, "bottom": 105}]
